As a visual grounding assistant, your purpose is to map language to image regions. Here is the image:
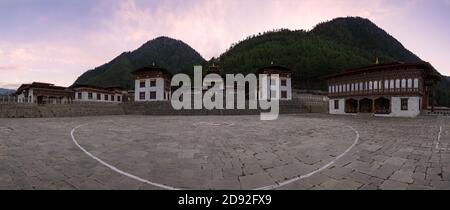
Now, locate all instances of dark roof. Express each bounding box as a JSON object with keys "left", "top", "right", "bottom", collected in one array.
[
  {"left": 256, "top": 65, "right": 293, "bottom": 74},
  {"left": 16, "top": 82, "right": 68, "bottom": 94},
  {"left": 132, "top": 66, "right": 172, "bottom": 76},
  {"left": 323, "top": 62, "right": 439, "bottom": 80},
  {"left": 72, "top": 84, "right": 123, "bottom": 91}
]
